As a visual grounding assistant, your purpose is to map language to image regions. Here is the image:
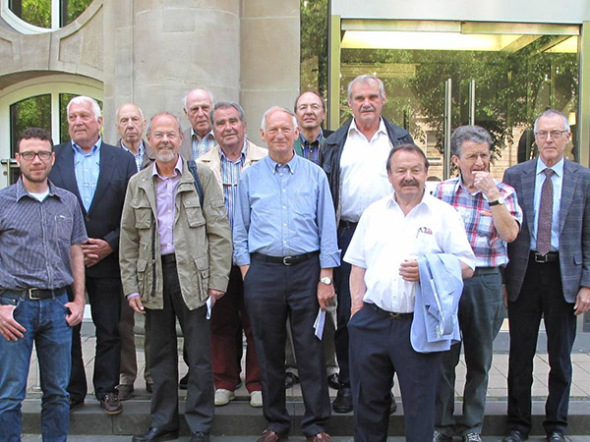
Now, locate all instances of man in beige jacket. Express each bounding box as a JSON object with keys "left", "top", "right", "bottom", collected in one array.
[
  {"left": 198, "top": 101, "right": 267, "bottom": 408},
  {"left": 120, "top": 112, "right": 232, "bottom": 442}
]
